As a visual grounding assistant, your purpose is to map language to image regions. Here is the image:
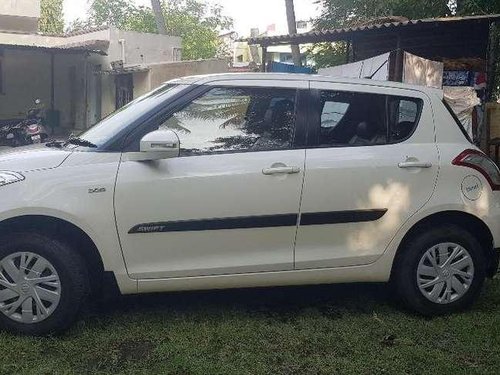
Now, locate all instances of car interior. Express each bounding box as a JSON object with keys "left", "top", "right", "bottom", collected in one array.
[{"left": 318, "top": 91, "right": 388, "bottom": 146}]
